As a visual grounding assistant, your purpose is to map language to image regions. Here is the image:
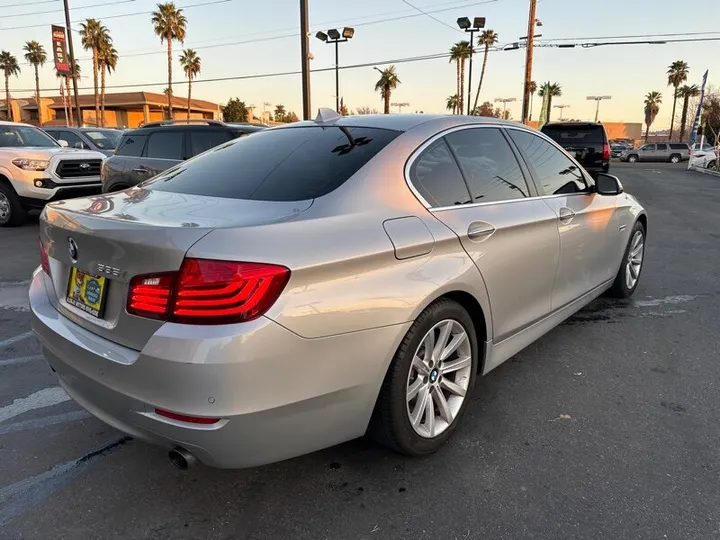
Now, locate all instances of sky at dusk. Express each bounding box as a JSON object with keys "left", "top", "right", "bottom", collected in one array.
[{"left": 1, "top": 0, "right": 719, "bottom": 127}]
